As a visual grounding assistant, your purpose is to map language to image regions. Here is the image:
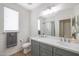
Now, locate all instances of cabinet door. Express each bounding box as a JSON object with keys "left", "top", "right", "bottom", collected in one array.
[
  {"left": 31, "top": 40, "right": 39, "bottom": 56},
  {"left": 39, "top": 42, "right": 52, "bottom": 56},
  {"left": 55, "top": 47, "right": 79, "bottom": 56}
]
